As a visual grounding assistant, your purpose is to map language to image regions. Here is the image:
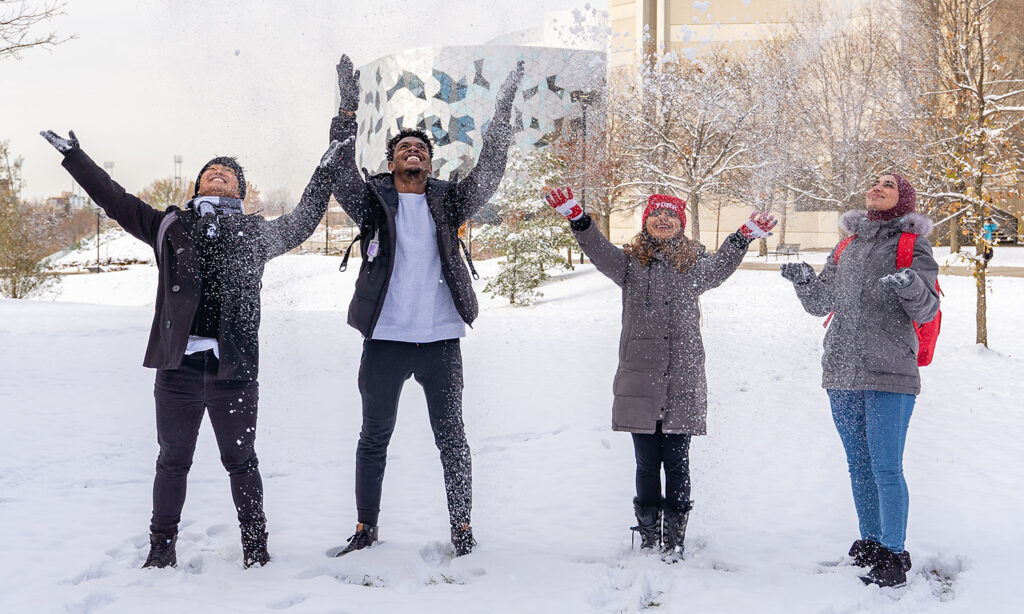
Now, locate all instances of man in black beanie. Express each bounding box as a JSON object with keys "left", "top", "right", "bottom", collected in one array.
[{"left": 40, "top": 129, "right": 345, "bottom": 569}]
